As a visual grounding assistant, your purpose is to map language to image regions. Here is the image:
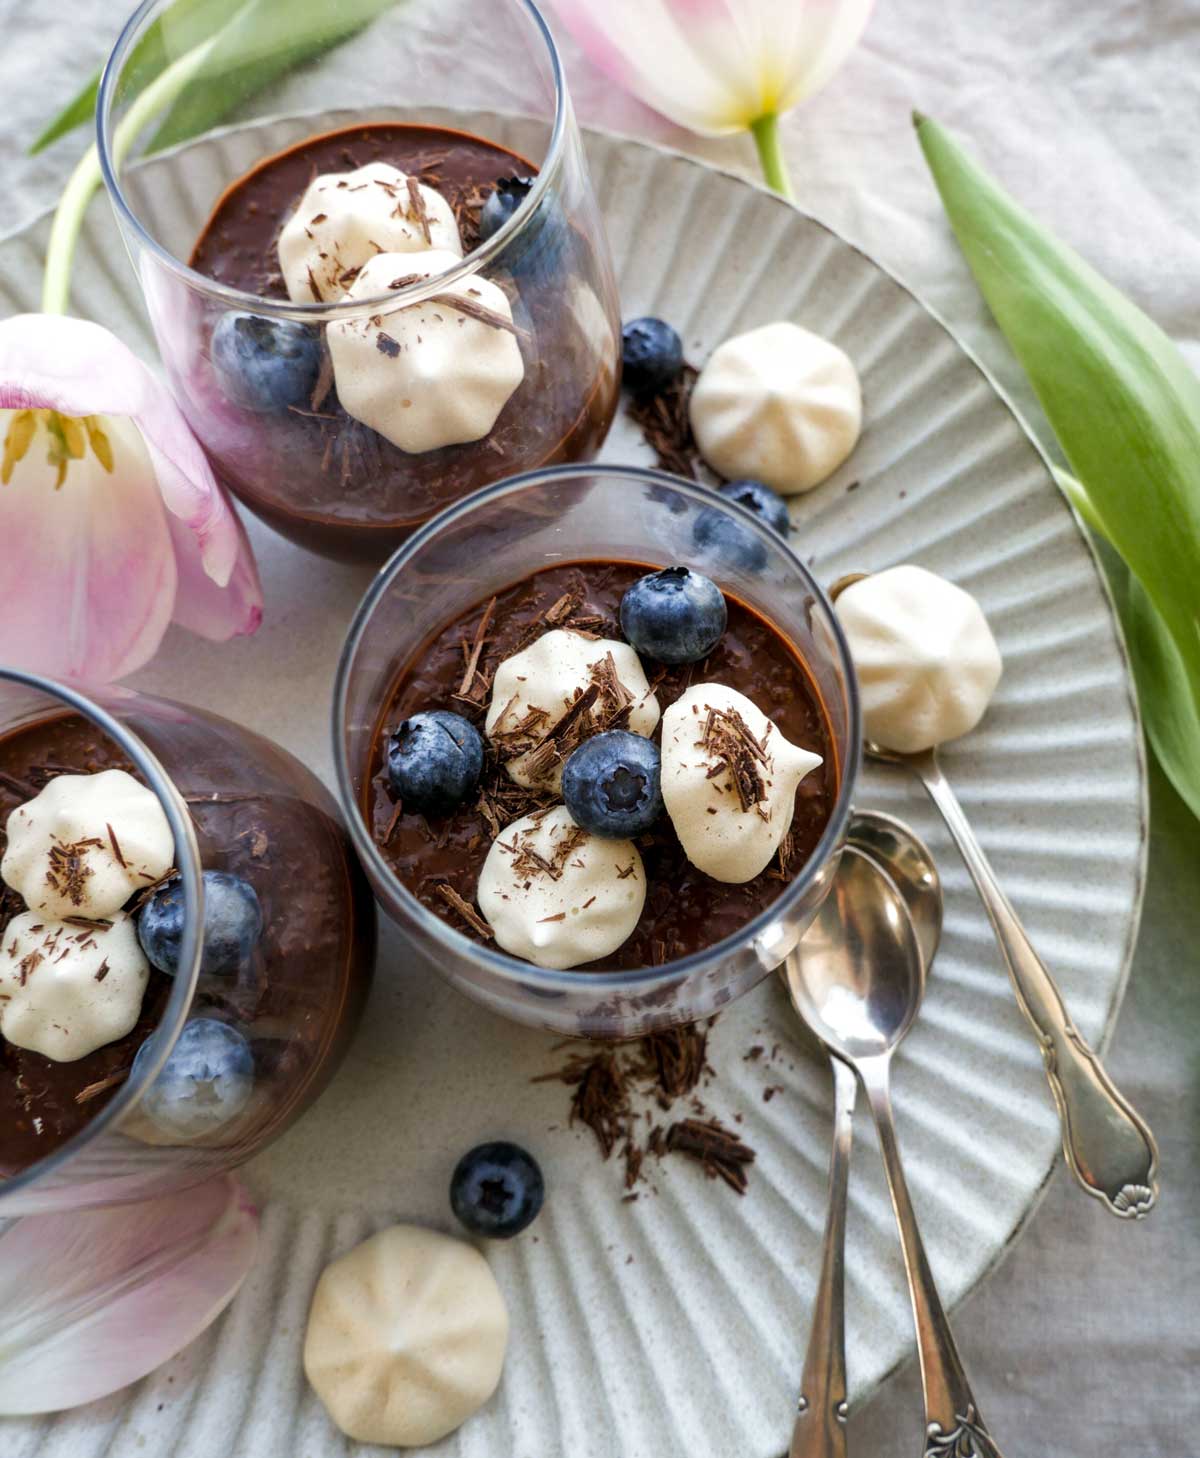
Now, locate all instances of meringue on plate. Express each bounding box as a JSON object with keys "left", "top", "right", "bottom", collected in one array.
[
  {"left": 690, "top": 321, "right": 861, "bottom": 495},
  {"left": 836, "top": 564, "right": 1003, "bottom": 753}
]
